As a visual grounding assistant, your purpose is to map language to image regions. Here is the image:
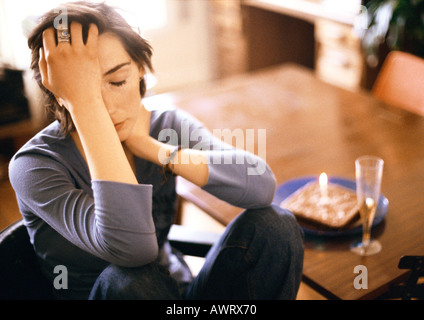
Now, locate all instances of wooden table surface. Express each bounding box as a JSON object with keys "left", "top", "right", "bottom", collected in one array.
[{"left": 144, "top": 64, "right": 424, "bottom": 300}]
